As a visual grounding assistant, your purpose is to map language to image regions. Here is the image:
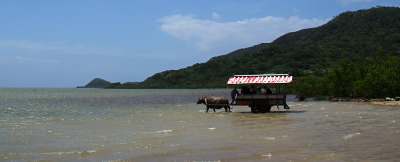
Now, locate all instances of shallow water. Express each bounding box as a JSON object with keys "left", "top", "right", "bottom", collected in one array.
[{"left": 0, "top": 88, "right": 399, "bottom": 161}]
